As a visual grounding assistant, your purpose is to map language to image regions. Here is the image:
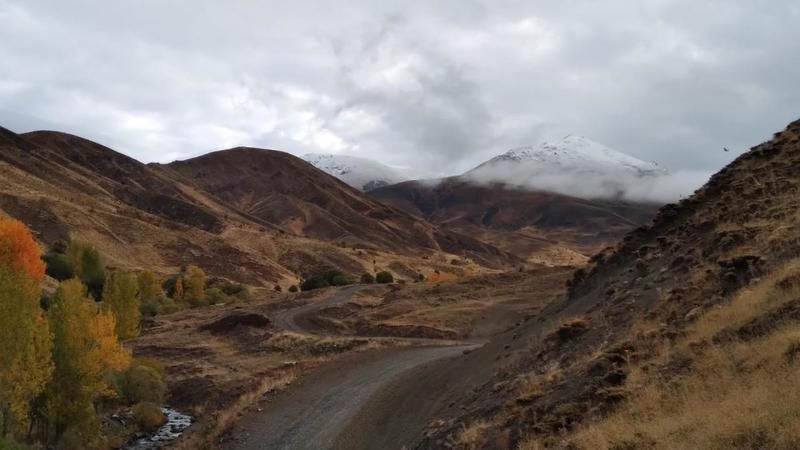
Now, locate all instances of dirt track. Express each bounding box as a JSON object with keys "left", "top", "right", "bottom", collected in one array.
[{"left": 222, "top": 287, "right": 477, "bottom": 450}]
